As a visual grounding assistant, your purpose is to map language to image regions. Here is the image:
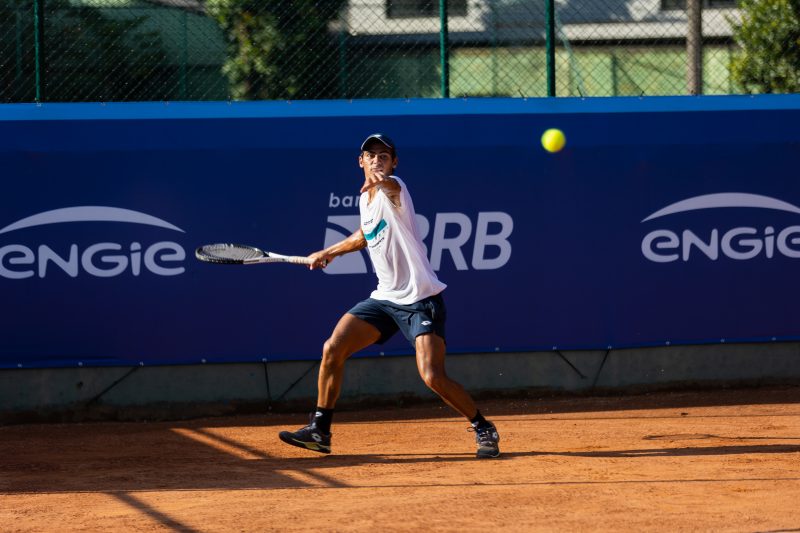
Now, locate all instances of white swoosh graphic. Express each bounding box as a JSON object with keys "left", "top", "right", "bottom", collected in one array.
[
  {"left": 0, "top": 206, "right": 185, "bottom": 235},
  {"left": 642, "top": 193, "right": 800, "bottom": 222}
]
